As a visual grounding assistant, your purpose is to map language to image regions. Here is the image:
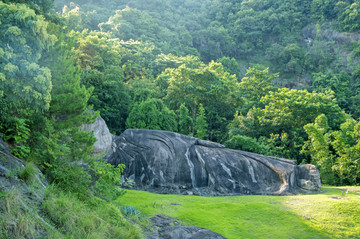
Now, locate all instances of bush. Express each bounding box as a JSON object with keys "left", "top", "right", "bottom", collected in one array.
[
  {"left": 90, "top": 159, "right": 126, "bottom": 201},
  {"left": 226, "top": 135, "right": 270, "bottom": 155}
]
